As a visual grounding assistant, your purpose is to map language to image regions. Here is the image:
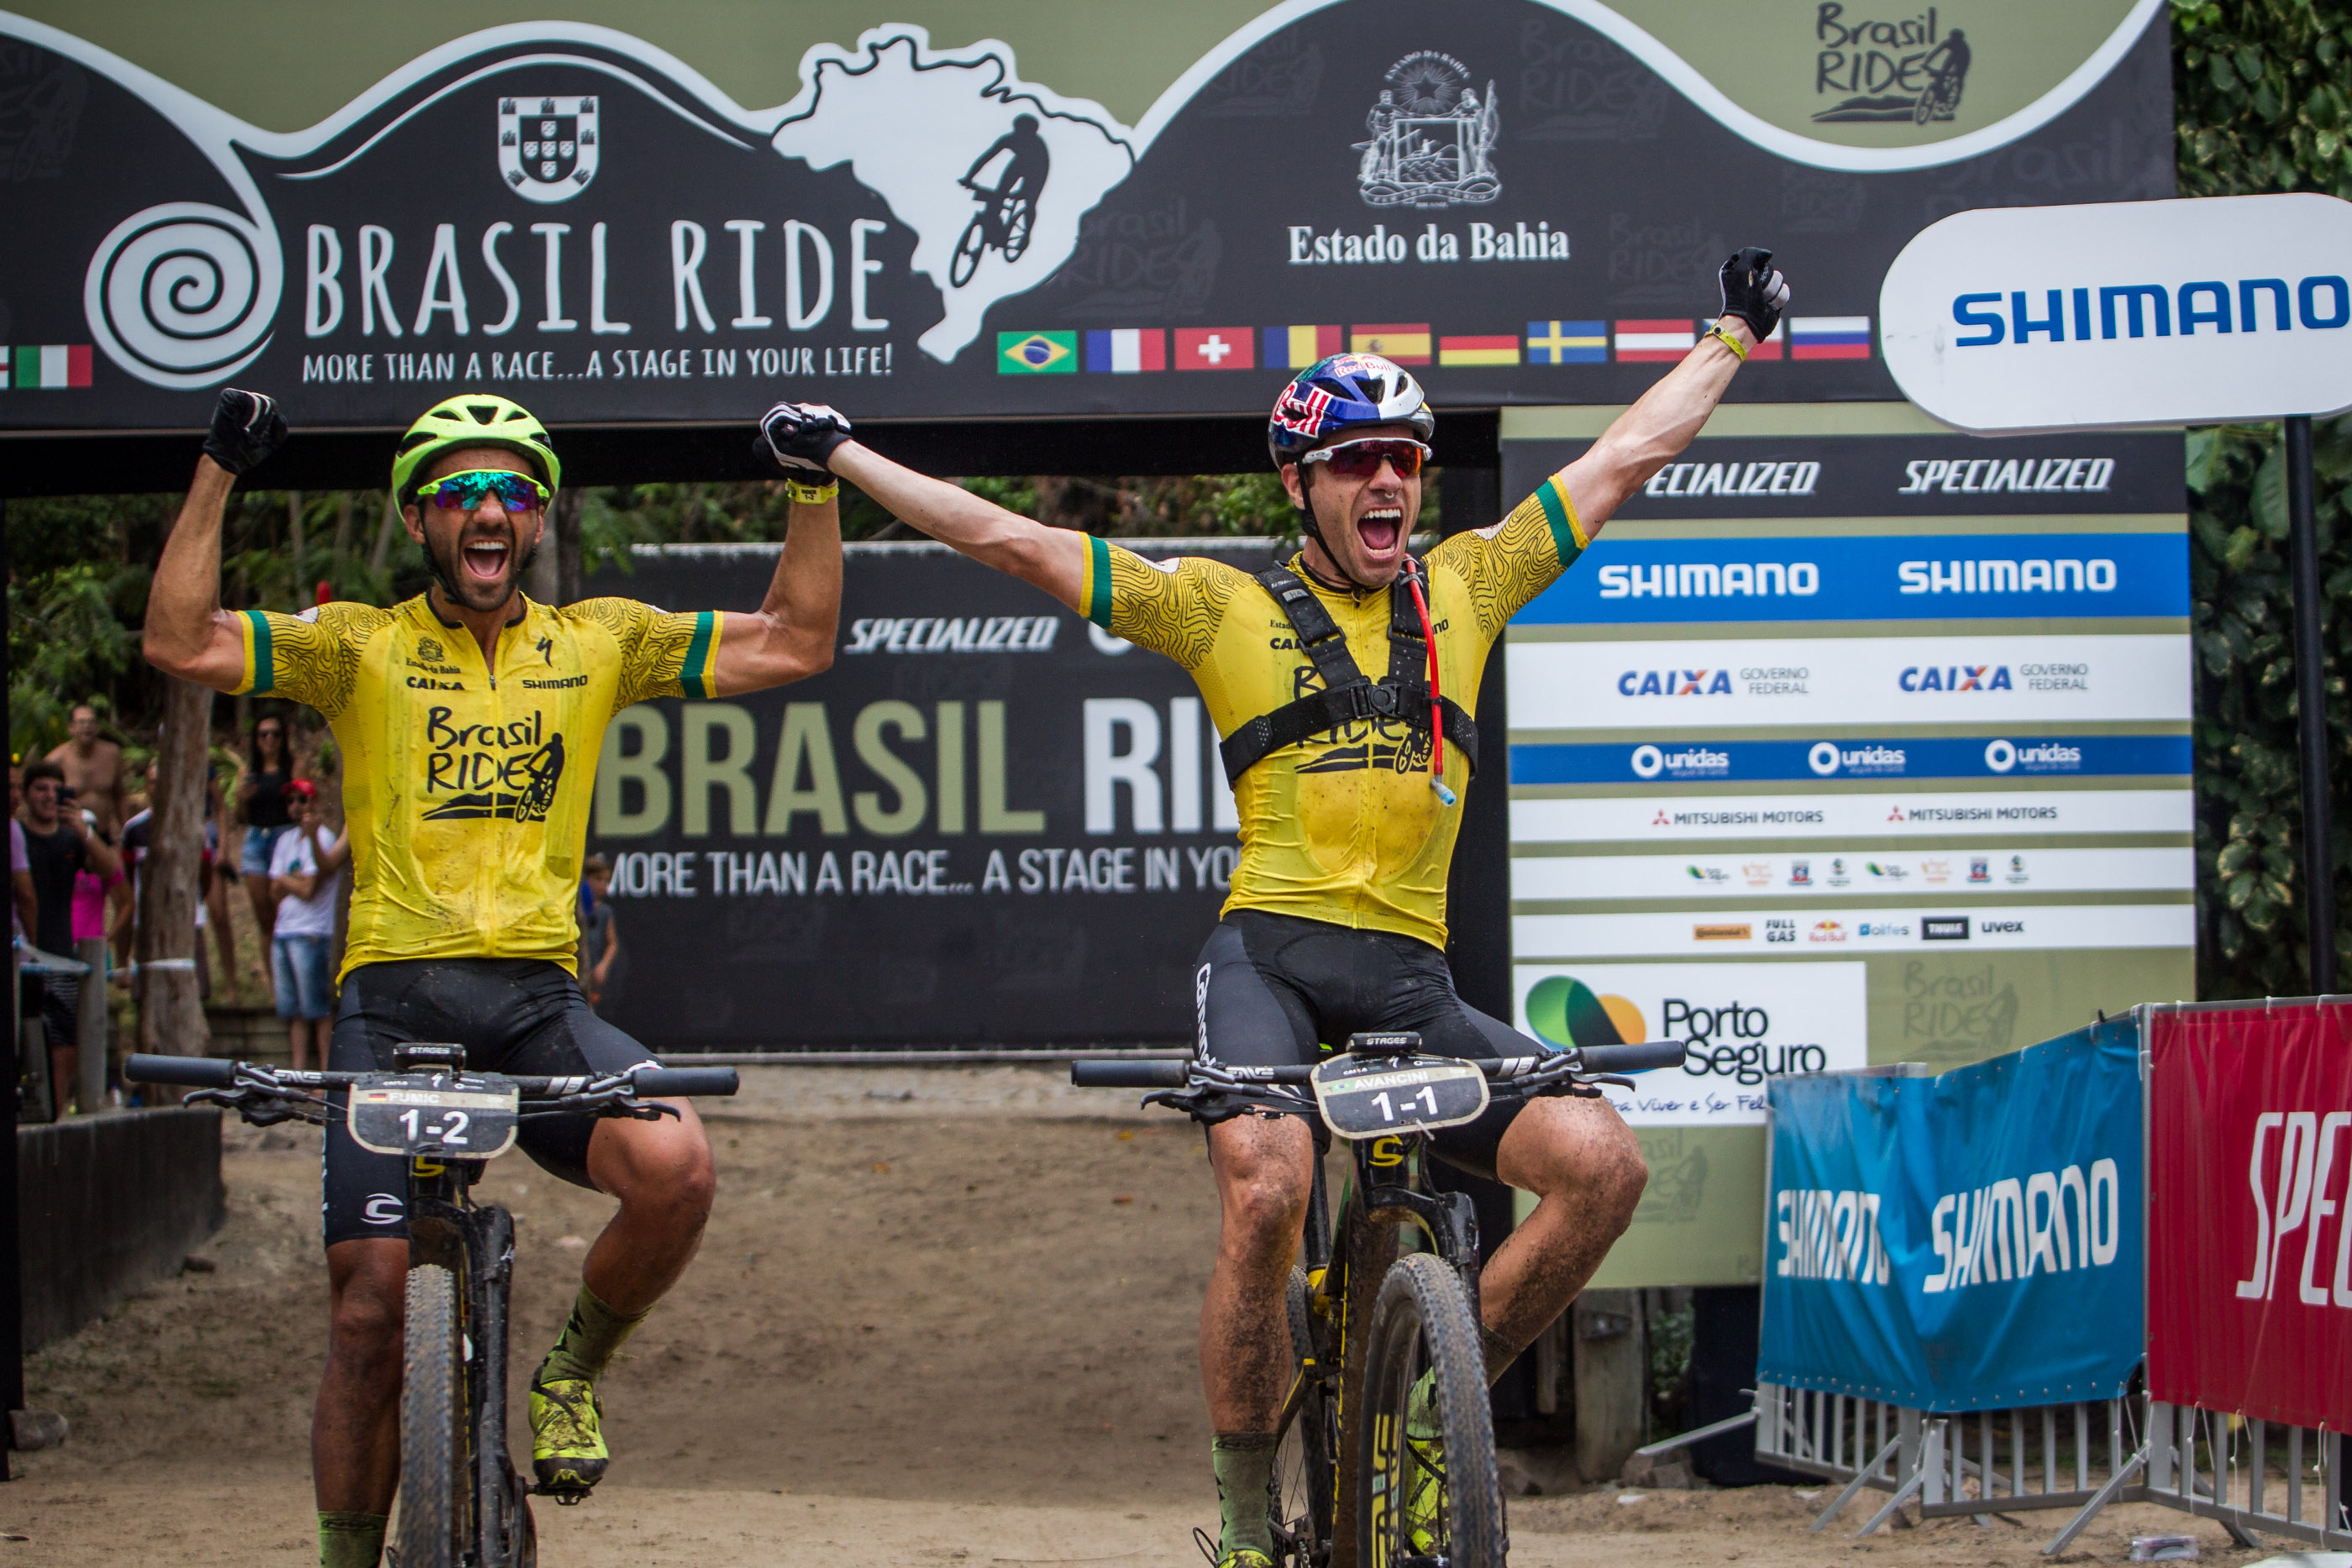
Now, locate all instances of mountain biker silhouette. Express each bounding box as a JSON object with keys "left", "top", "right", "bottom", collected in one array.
[
  {"left": 1915, "top": 29, "right": 1969, "bottom": 122},
  {"left": 952, "top": 114, "right": 1051, "bottom": 285},
  {"left": 966, "top": 113, "right": 1048, "bottom": 219}
]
